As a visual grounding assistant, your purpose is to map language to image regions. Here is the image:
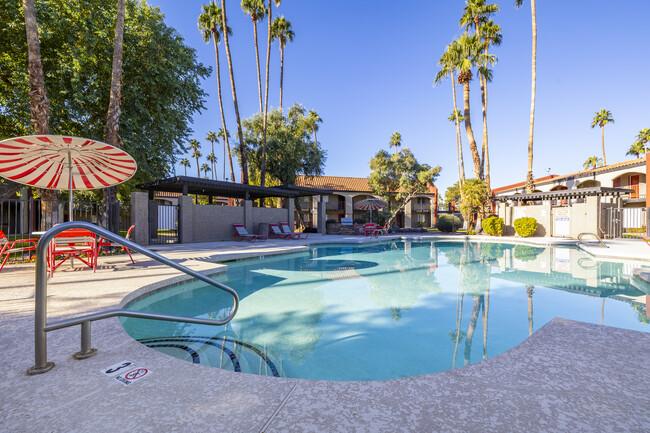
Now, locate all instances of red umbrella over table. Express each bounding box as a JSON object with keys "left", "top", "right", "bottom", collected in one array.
[{"left": 354, "top": 197, "right": 388, "bottom": 222}]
